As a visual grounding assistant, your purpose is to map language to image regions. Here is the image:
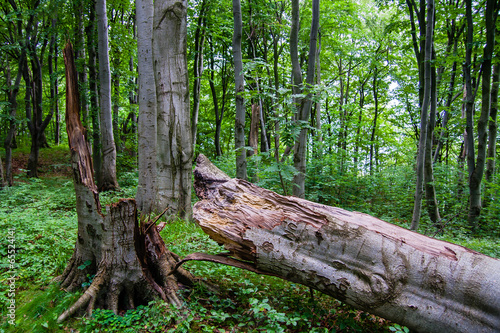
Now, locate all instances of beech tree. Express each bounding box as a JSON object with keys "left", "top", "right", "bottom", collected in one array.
[
  {"left": 95, "top": 0, "right": 119, "bottom": 191},
  {"left": 410, "top": 0, "right": 434, "bottom": 231},
  {"left": 465, "top": 0, "right": 498, "bottom": 229},
  {"left": 233, "top": 0, "right": 247, "bottom": 180},
  {"left": 135, "top": 0, "right": 157, "bottom": 215},
  {"left": 191, "top": 154, "right": 500, "bottom": 333},
  {"left": 291, "top": 0, "right": 319, "bottom": 198},
  {"left": 153, "top": 0, "right": 193, "bottom": 219}
]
